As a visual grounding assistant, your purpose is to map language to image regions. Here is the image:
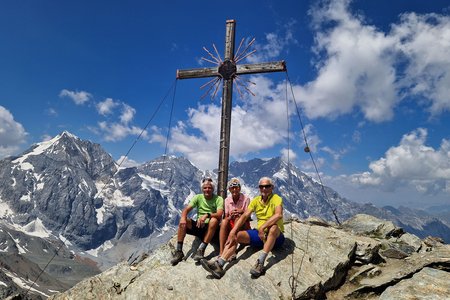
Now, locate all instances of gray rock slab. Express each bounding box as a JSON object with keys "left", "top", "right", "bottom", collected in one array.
[
  {"left": 379, "top": 267, "right": 450, "bottom": 300},
  {"left": 348, "top": 244, "right": 450, "bottom": 298},
  {"left": 342, "top": 214, "right": 402, "bottom": 239}
]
